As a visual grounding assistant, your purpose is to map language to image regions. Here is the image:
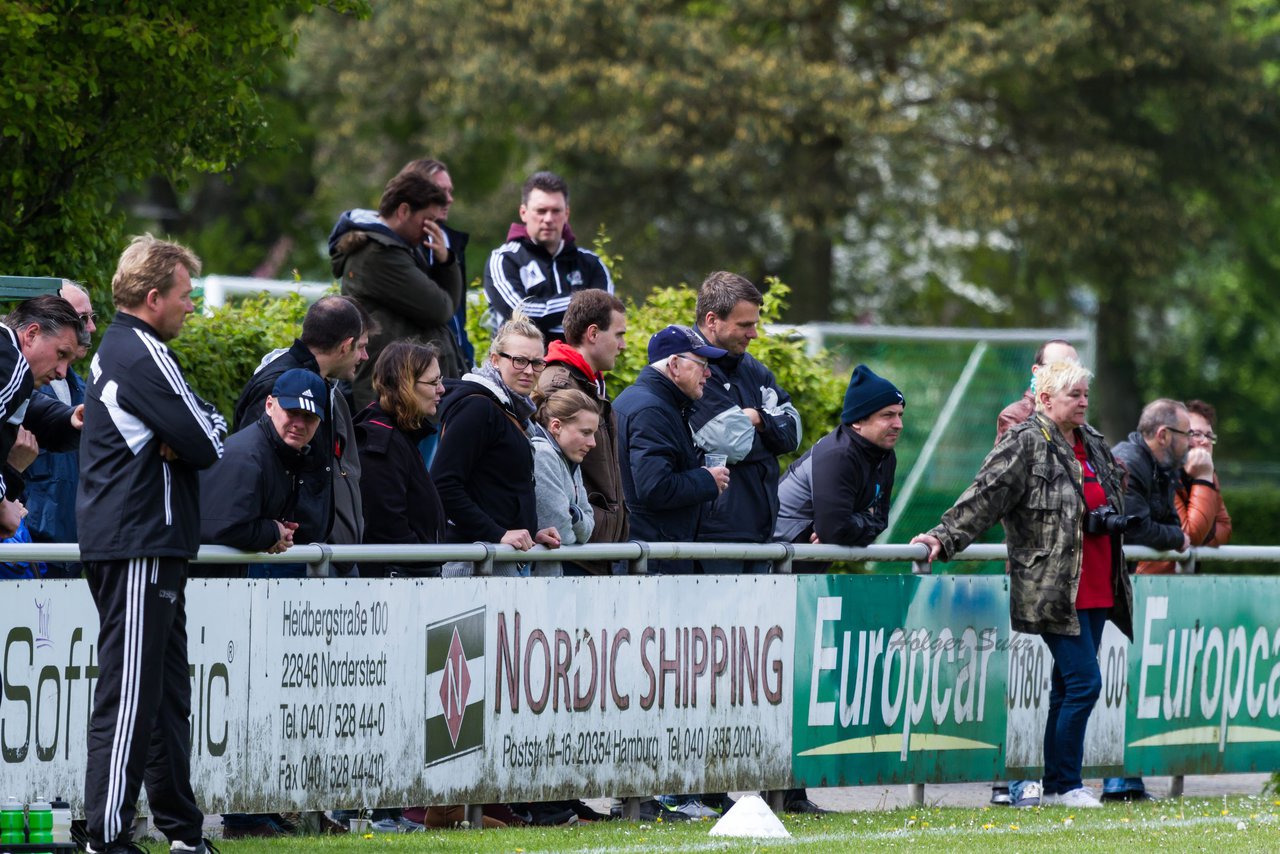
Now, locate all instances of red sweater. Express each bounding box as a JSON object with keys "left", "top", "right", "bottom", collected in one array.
[{"left": 1074, "top": 435, "right": 1113, "bottom": 609}]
